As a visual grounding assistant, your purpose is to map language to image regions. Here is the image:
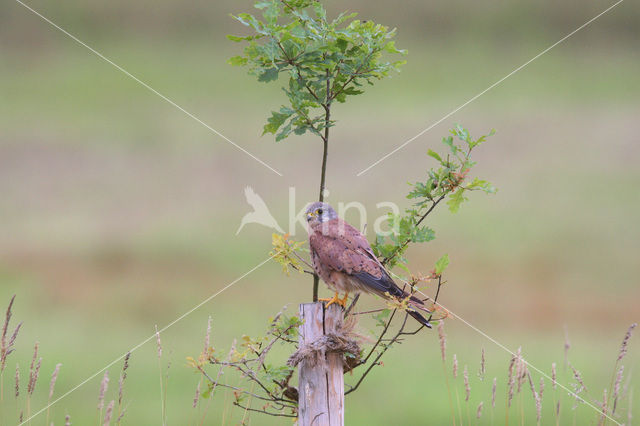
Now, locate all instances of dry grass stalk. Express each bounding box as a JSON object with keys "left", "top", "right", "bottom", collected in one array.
[
  {"left": 515, "top": 349, "right": 525, "bottom": 394},
  {"left": 527, "top": 369, "right": 541, "bottom": 423},
  {"left": 103, "top": 400, "right": 115, "bottom": 425},
  {"left": 155, "top": 325, "right": 167, "bottom": 426},
  {"left": 204, "top": 316, "right": 212, "bottom": 354},
  {"left": 617, "top": 323, "right": 637, "bottom": 362},
  {"left": 552, "top": 362, "right": 557, "bottom": 390},
  {"left": 612, "top": 365, "right": 624, "bottom": 415},
  {"left": 571, "top": 387, "right": 582, "bottom": 410},
  {"left": 526, "top": 369, "right": 535, "bottom": 394},
  {"left": 463, "top": 365, "right": 471, "bottom": 401},
  {"left": 476, "top": 401, "right": 483, "bottom": 418},
  {"left": 49, "top": 363, "right": 62, "bottom": 399},
  {"left": 118, "top": 352, "right": 131, "bottom": 406},
  {"left": 28, "top": 356, "right": 41, "bottom": 395},
  {"left": 479, "top": 348, "right": 485, "bottom": 381},
  {"left": 122, "top": 352, "right": 130, "bottom": 380},
  {"left": 0, "top": 294, "right": 22, "bottom": 372},
  {"left": 116, "top": 352, "right": 131, "bottom": 425},
  {"left": 193, "top": 380, "right": 201, "bottom": 408},
  {"left": 116, "top": 409, "right": 127, "bottom": 424},
  {"left": 115, "top": 376, "right": 124, "bottom": 415},
  {"left": 65, "top": 414, "right": 71, "bottom": 426},
  {"left": 25, "top": 343, "right": 41, "bottom": 422},
  {"left": 450, "top": 353, "right": 463, "bottom": 424},
  {"left": 452, "top": 354, "right": 458, "bottom": 378},
  {"left": 155, "top": 325, "right": 163, "bottom": 358},
  {"left": 563, "top": 324, "right": 571, "bottom": 369},
  {"left": 570, "top": 366, "right": 592, "bottom": 414},
  {"left": 45, "top": 363, "right": 62, "bottom": 426},
  {"left": 98, "top": 371, "right": 109, "bottom": 410},
  {"left": 598, "top": 388, "right": 608, "bottom": 426},
  {"left": 437, "top": 321, "right": 446, "bottom": 362},
  {"left": 436, "top": 322, "right": 455, "bottom": 426},
  {"left": 27, "top": 342, "right": 39, "bottom": 395},
  {"left": 571, "top": 380, "right": 585, "bottom": 410},
  {"left": 15, "top": 363, "right": 20, "bottom": 398},
  {"left": 621, "top": 370, "right": 632, "bottom": 401},
  {"left": 538, "top": 377, "right": 544, "bottom": 400},
  {"left": 507, "top": 352, "right": 517, "bottom": 407},
  {"left": 628, "top": 388, "right": 633, "bottom": 426},
  {"left": 1, "top": 295, "right": 23, "bottom": 378},
  {"left": 492, "top": 377, "right": 497, "bottom": 408},
  {"left": 569, "top": 363, "right": 588, "bottom": 394}
]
